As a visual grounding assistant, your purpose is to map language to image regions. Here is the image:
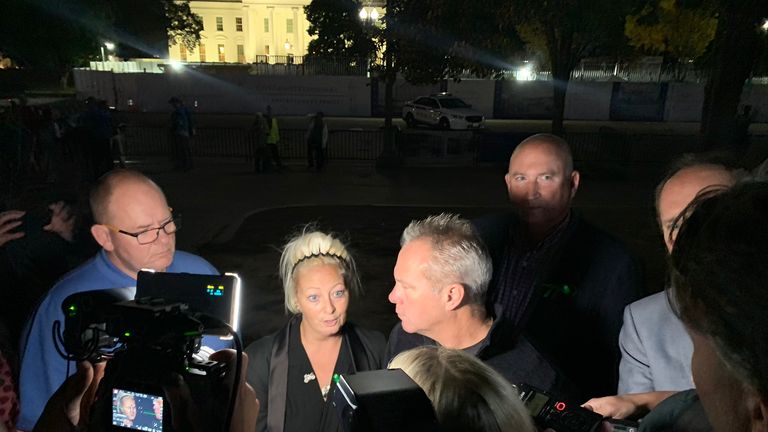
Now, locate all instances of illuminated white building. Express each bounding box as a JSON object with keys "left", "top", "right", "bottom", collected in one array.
[{"left": 169, "top": 0, "right": 385, "bottom": 64}]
